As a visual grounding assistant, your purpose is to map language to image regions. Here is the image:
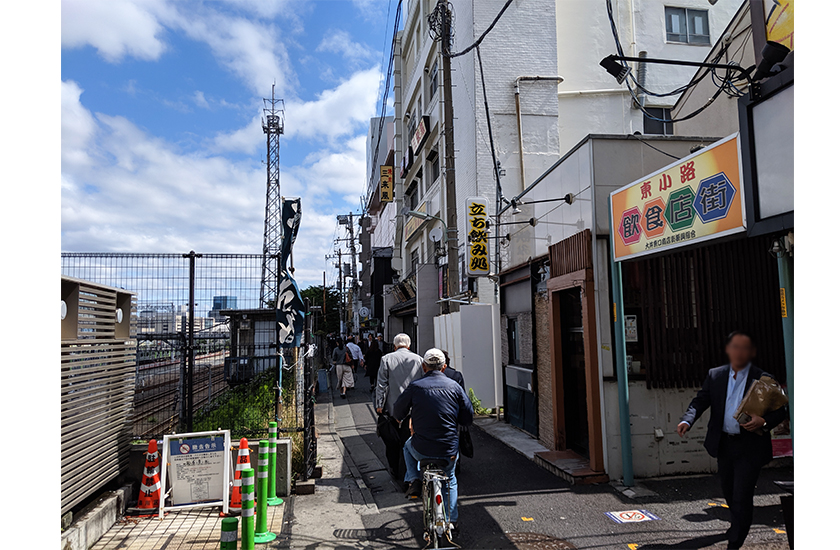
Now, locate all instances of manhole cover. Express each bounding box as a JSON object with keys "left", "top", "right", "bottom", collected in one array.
[{"left": 506, "top": 532, "right": 578, "bottom": 550}]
